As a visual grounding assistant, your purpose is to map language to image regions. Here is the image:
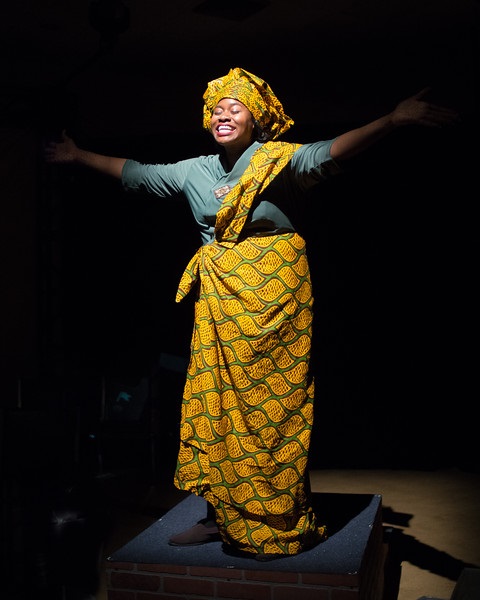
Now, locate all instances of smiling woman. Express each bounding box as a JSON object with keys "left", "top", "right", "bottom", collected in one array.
[{"left": 43, "top": 66, "right": 459, "bottom": 559}]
